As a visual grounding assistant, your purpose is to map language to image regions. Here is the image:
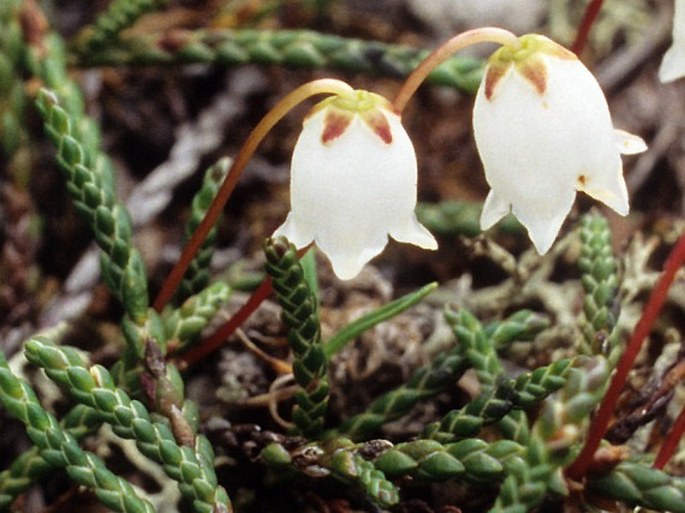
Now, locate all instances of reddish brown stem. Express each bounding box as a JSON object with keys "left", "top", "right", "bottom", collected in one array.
[
  {"left": 654, "top": 400, "right": 685, "bottom": 469},
  {"left": 571, "top": 0, "right": 605, "bottom": 55},
  {"left": 178, "top": 277, "right": 274, "bottom": 366},
  {"left": 176, "top": 246, "right": 310, "bottom": 366},
  {"left": 566, "top": 233, "right": 685, "bottom": 479}
]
